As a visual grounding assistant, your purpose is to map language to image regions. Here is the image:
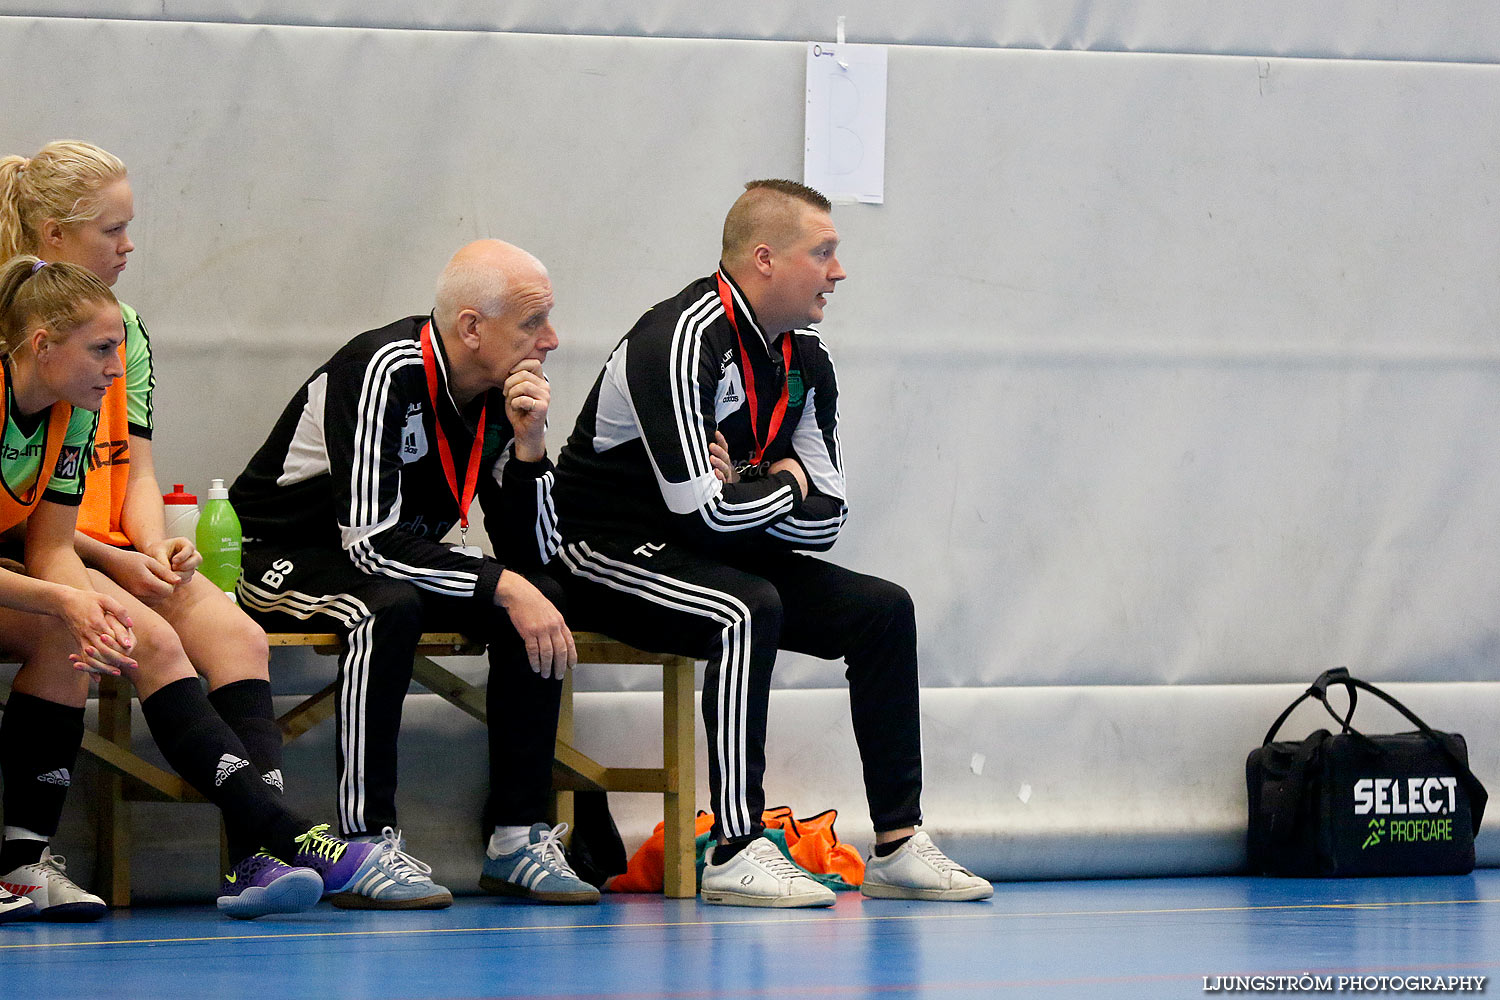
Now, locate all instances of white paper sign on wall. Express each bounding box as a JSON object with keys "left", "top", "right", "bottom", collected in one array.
[{"left": 804, "top": 40, "right": 888, "bottom": 204}]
